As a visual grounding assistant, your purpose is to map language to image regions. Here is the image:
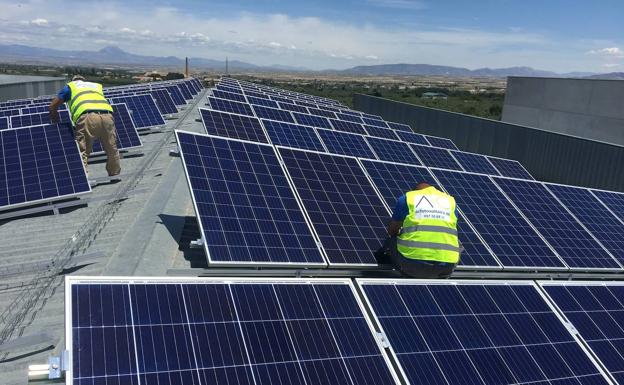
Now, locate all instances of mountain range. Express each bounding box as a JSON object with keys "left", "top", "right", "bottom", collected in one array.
[{"left": 0, "top": 44, "right": 614, "bottom": 79}]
